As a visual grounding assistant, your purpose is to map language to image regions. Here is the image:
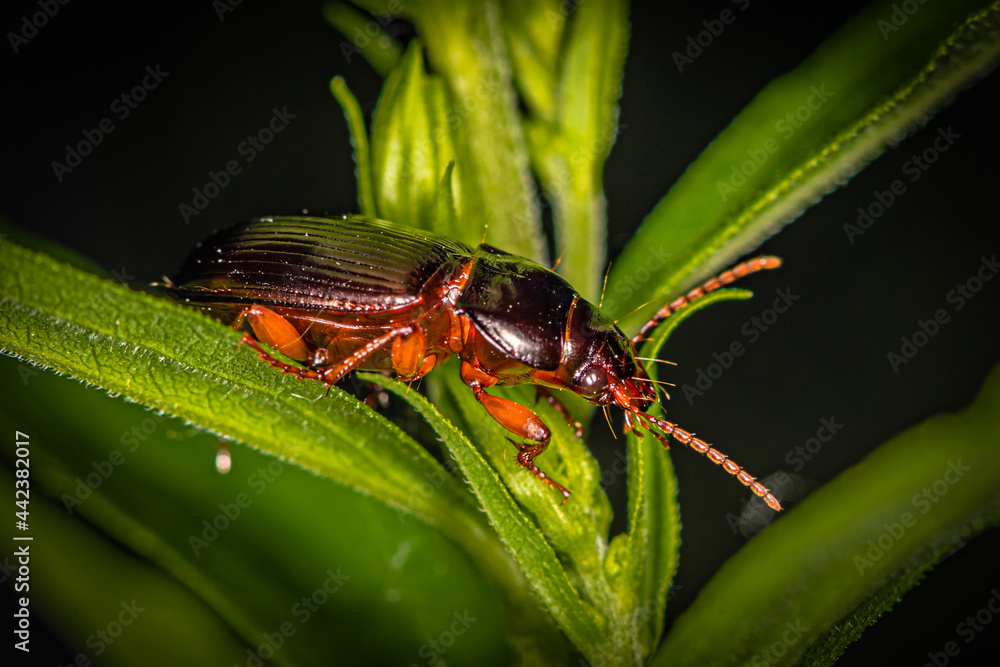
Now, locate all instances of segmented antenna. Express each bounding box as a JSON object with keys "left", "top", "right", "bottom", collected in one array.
[
  {"left": 633, "top": 411, "right": 782, "bottom": 511},
  {"left": 633, "top": 256, "right": 782, "bottom": 341}
]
